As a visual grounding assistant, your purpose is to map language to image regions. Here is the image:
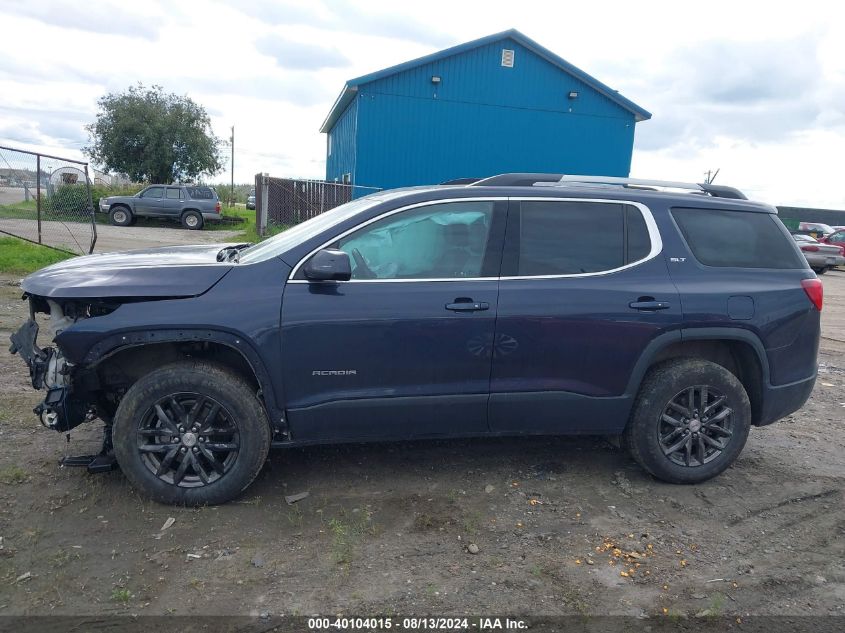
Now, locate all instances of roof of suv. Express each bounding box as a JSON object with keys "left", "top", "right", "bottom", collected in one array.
[{"left": 373, "top": 174, "right": 774, "bottom": 214}]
